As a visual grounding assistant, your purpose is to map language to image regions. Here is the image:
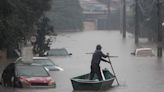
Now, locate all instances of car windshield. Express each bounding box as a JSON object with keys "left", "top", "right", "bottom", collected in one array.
[
  {"left": 33, "top": 59, "right": 55, "bottom": 66},
  {"left": 48, "top": 48, "right": 69, "bottom": 56},
  {"left": 16, "top": 65, "right": 49, "bottom": 77}
]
